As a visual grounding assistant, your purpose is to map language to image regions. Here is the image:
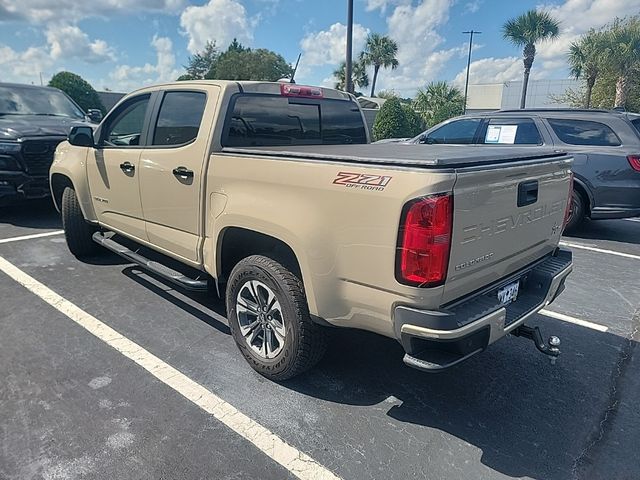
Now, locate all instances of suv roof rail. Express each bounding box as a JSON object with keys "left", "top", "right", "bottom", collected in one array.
[{"left": 496, "top": 108, "right": 619, "bottom": 114}]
